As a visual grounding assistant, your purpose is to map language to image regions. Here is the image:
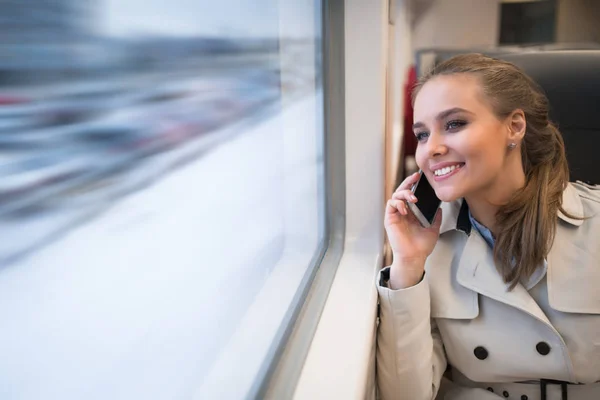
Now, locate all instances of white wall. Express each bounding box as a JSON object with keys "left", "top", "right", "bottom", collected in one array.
[{"left": 412, "top": 0, "right": 501, "bottom": 50}]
